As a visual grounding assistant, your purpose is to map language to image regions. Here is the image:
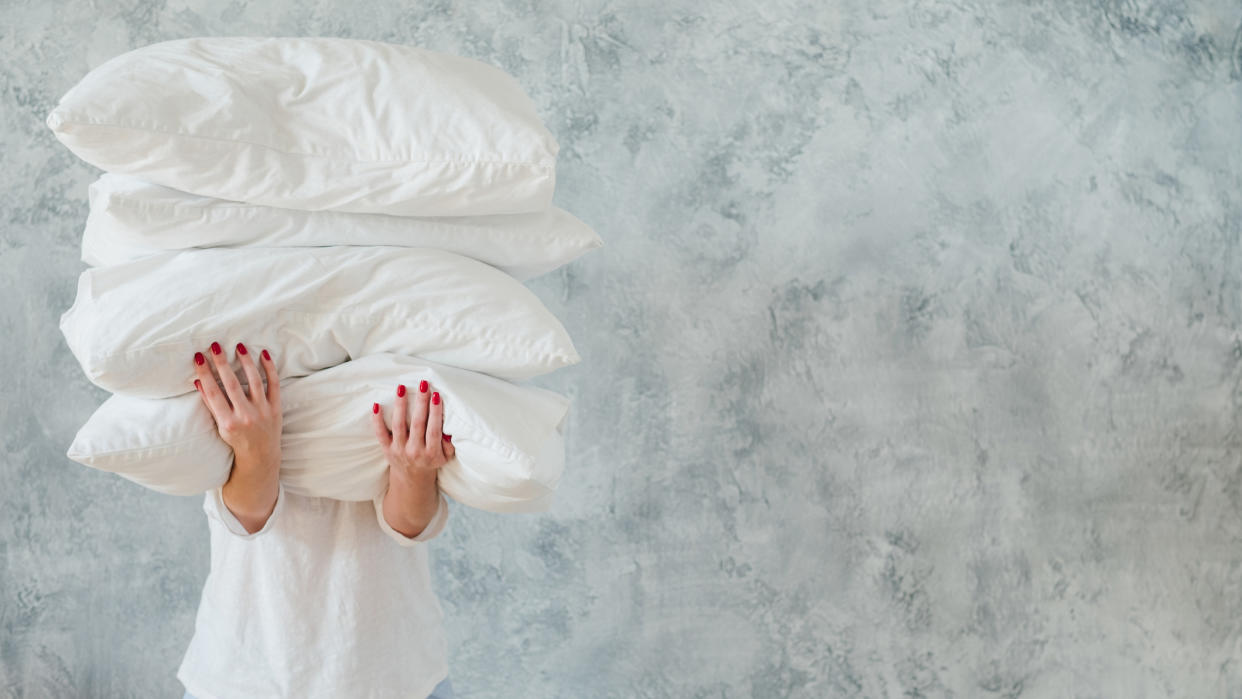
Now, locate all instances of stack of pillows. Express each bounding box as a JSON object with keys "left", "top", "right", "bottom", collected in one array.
[{"left": 49, "top": 37, "right": 601, "bottom": 513}]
